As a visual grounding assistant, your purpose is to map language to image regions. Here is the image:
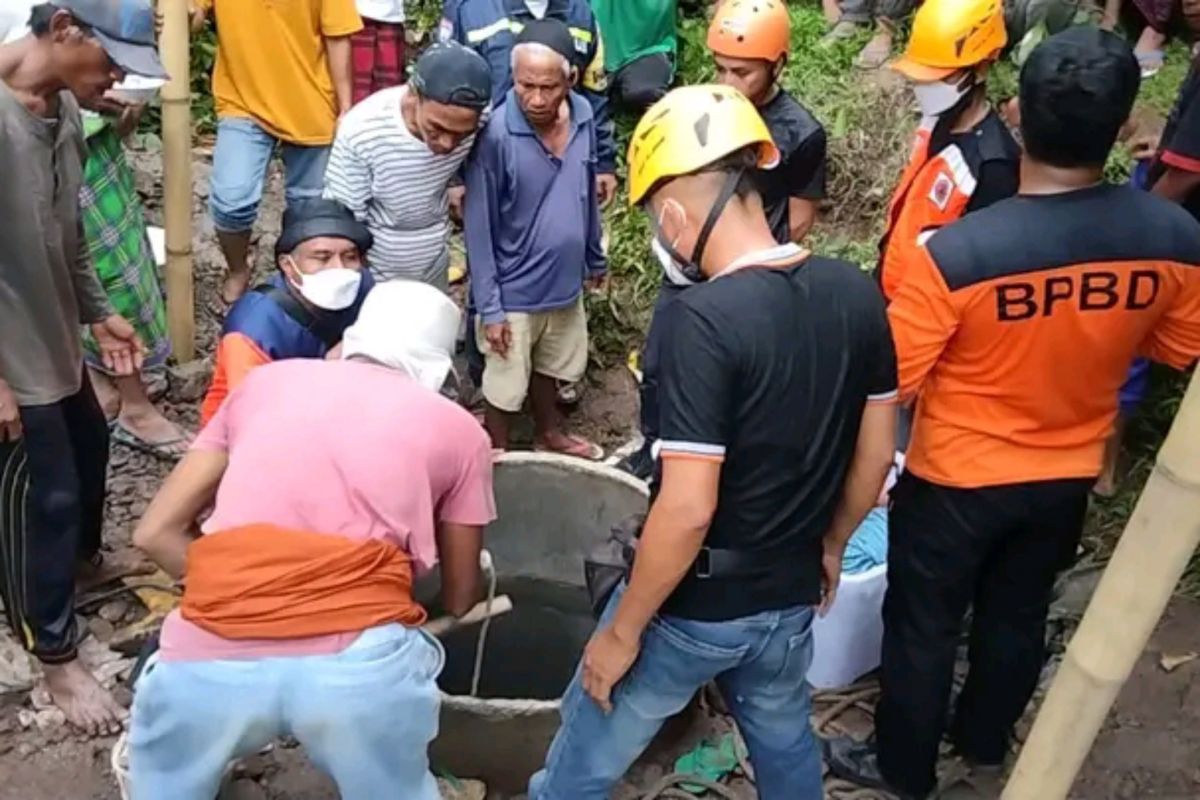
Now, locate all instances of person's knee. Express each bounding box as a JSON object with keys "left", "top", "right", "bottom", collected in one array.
[
  {"left": 209, "top": 179, "right": 261, "bottom": 233},
  {"left": 210, "top": 120, "right": 271, "bottom": 232},
  {"left": 617, "top": 80, "right": 669, "bottom": 113},
  {"left": 282, "top": 146, "right": 331, "bottom": 207},
  {"left": 35, "top": 485, "right": 83, "bottom": 531}
]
